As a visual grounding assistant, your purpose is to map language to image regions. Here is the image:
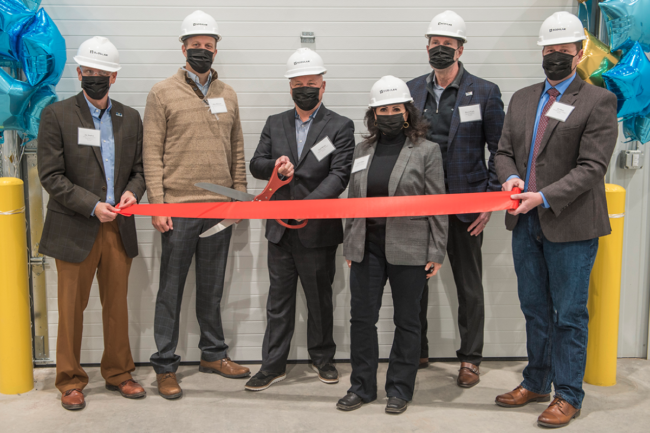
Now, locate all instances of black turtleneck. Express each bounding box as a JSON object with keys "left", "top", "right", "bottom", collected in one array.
[{"left": 366, "top": 131, "right": 406, "bottom": 248}]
